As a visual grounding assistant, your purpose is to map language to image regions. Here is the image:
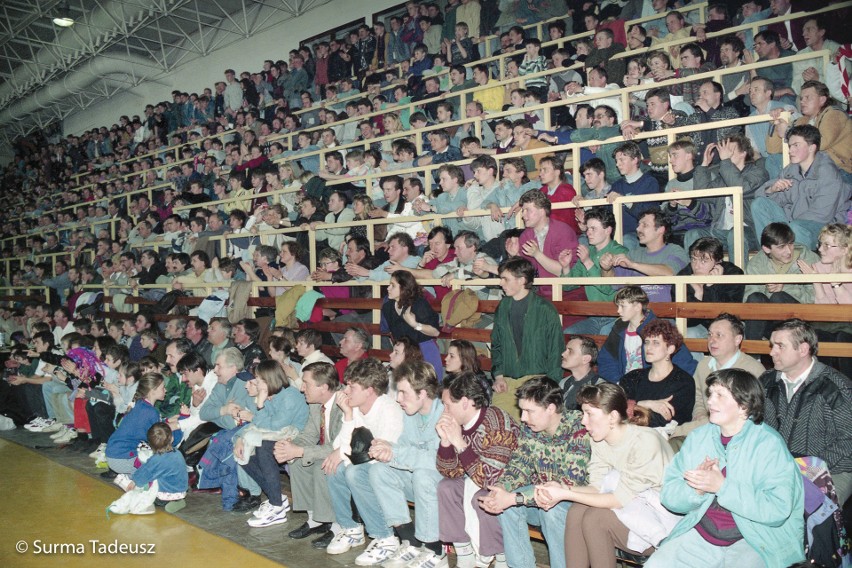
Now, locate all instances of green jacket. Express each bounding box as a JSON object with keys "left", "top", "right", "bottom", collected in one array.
[
  {"left": 744, "top": 244, "right": 819, "bottom": 303},
  {"left": 491, "top": 292, "right": 564, "bottom": 381},
  {"left": 566, "top": 239, "right": 629, "bottom": 302}
]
